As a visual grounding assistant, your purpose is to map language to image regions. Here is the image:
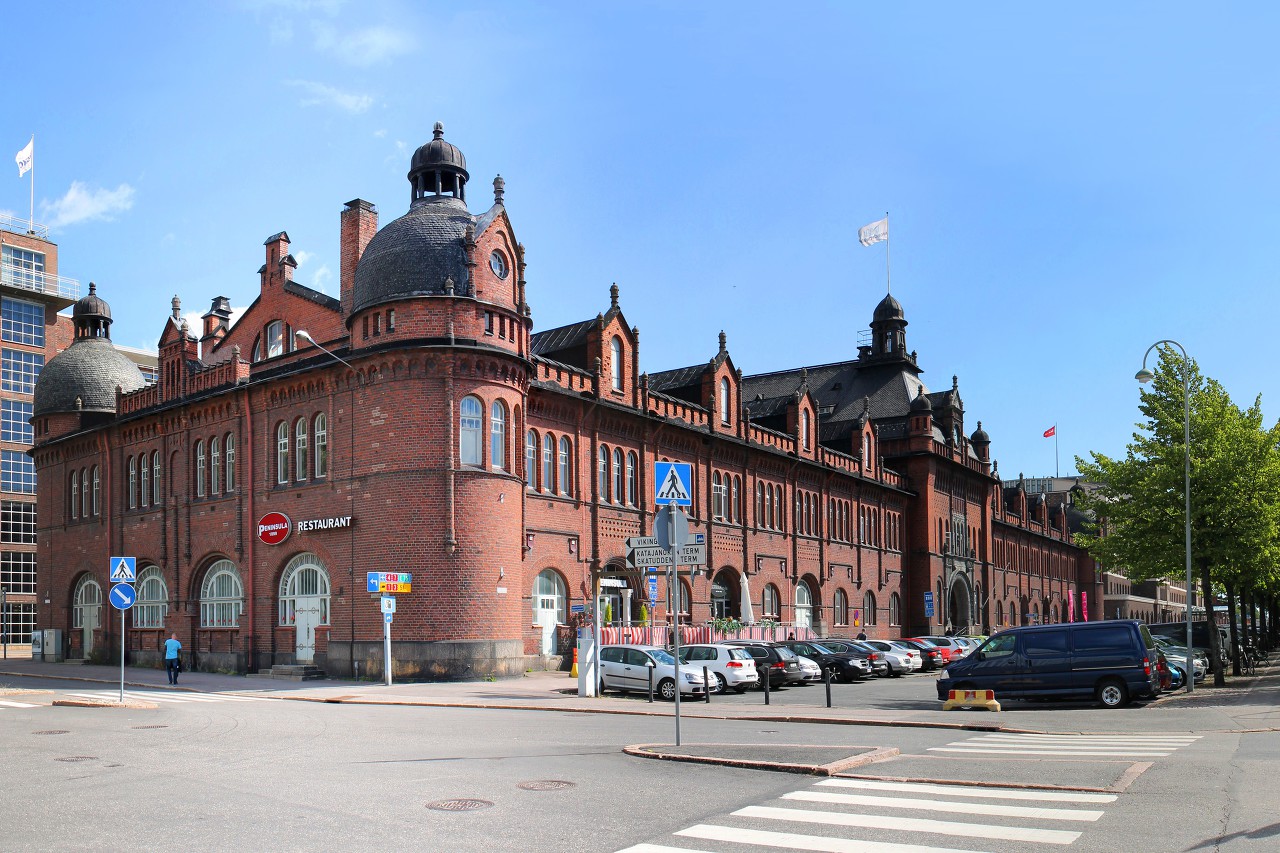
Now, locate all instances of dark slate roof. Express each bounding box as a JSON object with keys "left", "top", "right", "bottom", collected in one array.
[
  {"left": 472, "top": 204, "right": 503, "bottom": 241},
  {"left": 352, "top": 195, "right": 475, "bottom": 314},
  {"left": 742, "top": 359, "right": 928, "bottom": 428},
  {"left": 284, "top": 281, "right": 340, "bottom": 312},
  {"left": 531, "top": 318, "right": 595, "bottom": 356},
  {"left": 648, "top": 364, "right": 705, "bottom": 395},
  {"left": 33, "top": 338, "right": 148, "bottom": 417}
]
